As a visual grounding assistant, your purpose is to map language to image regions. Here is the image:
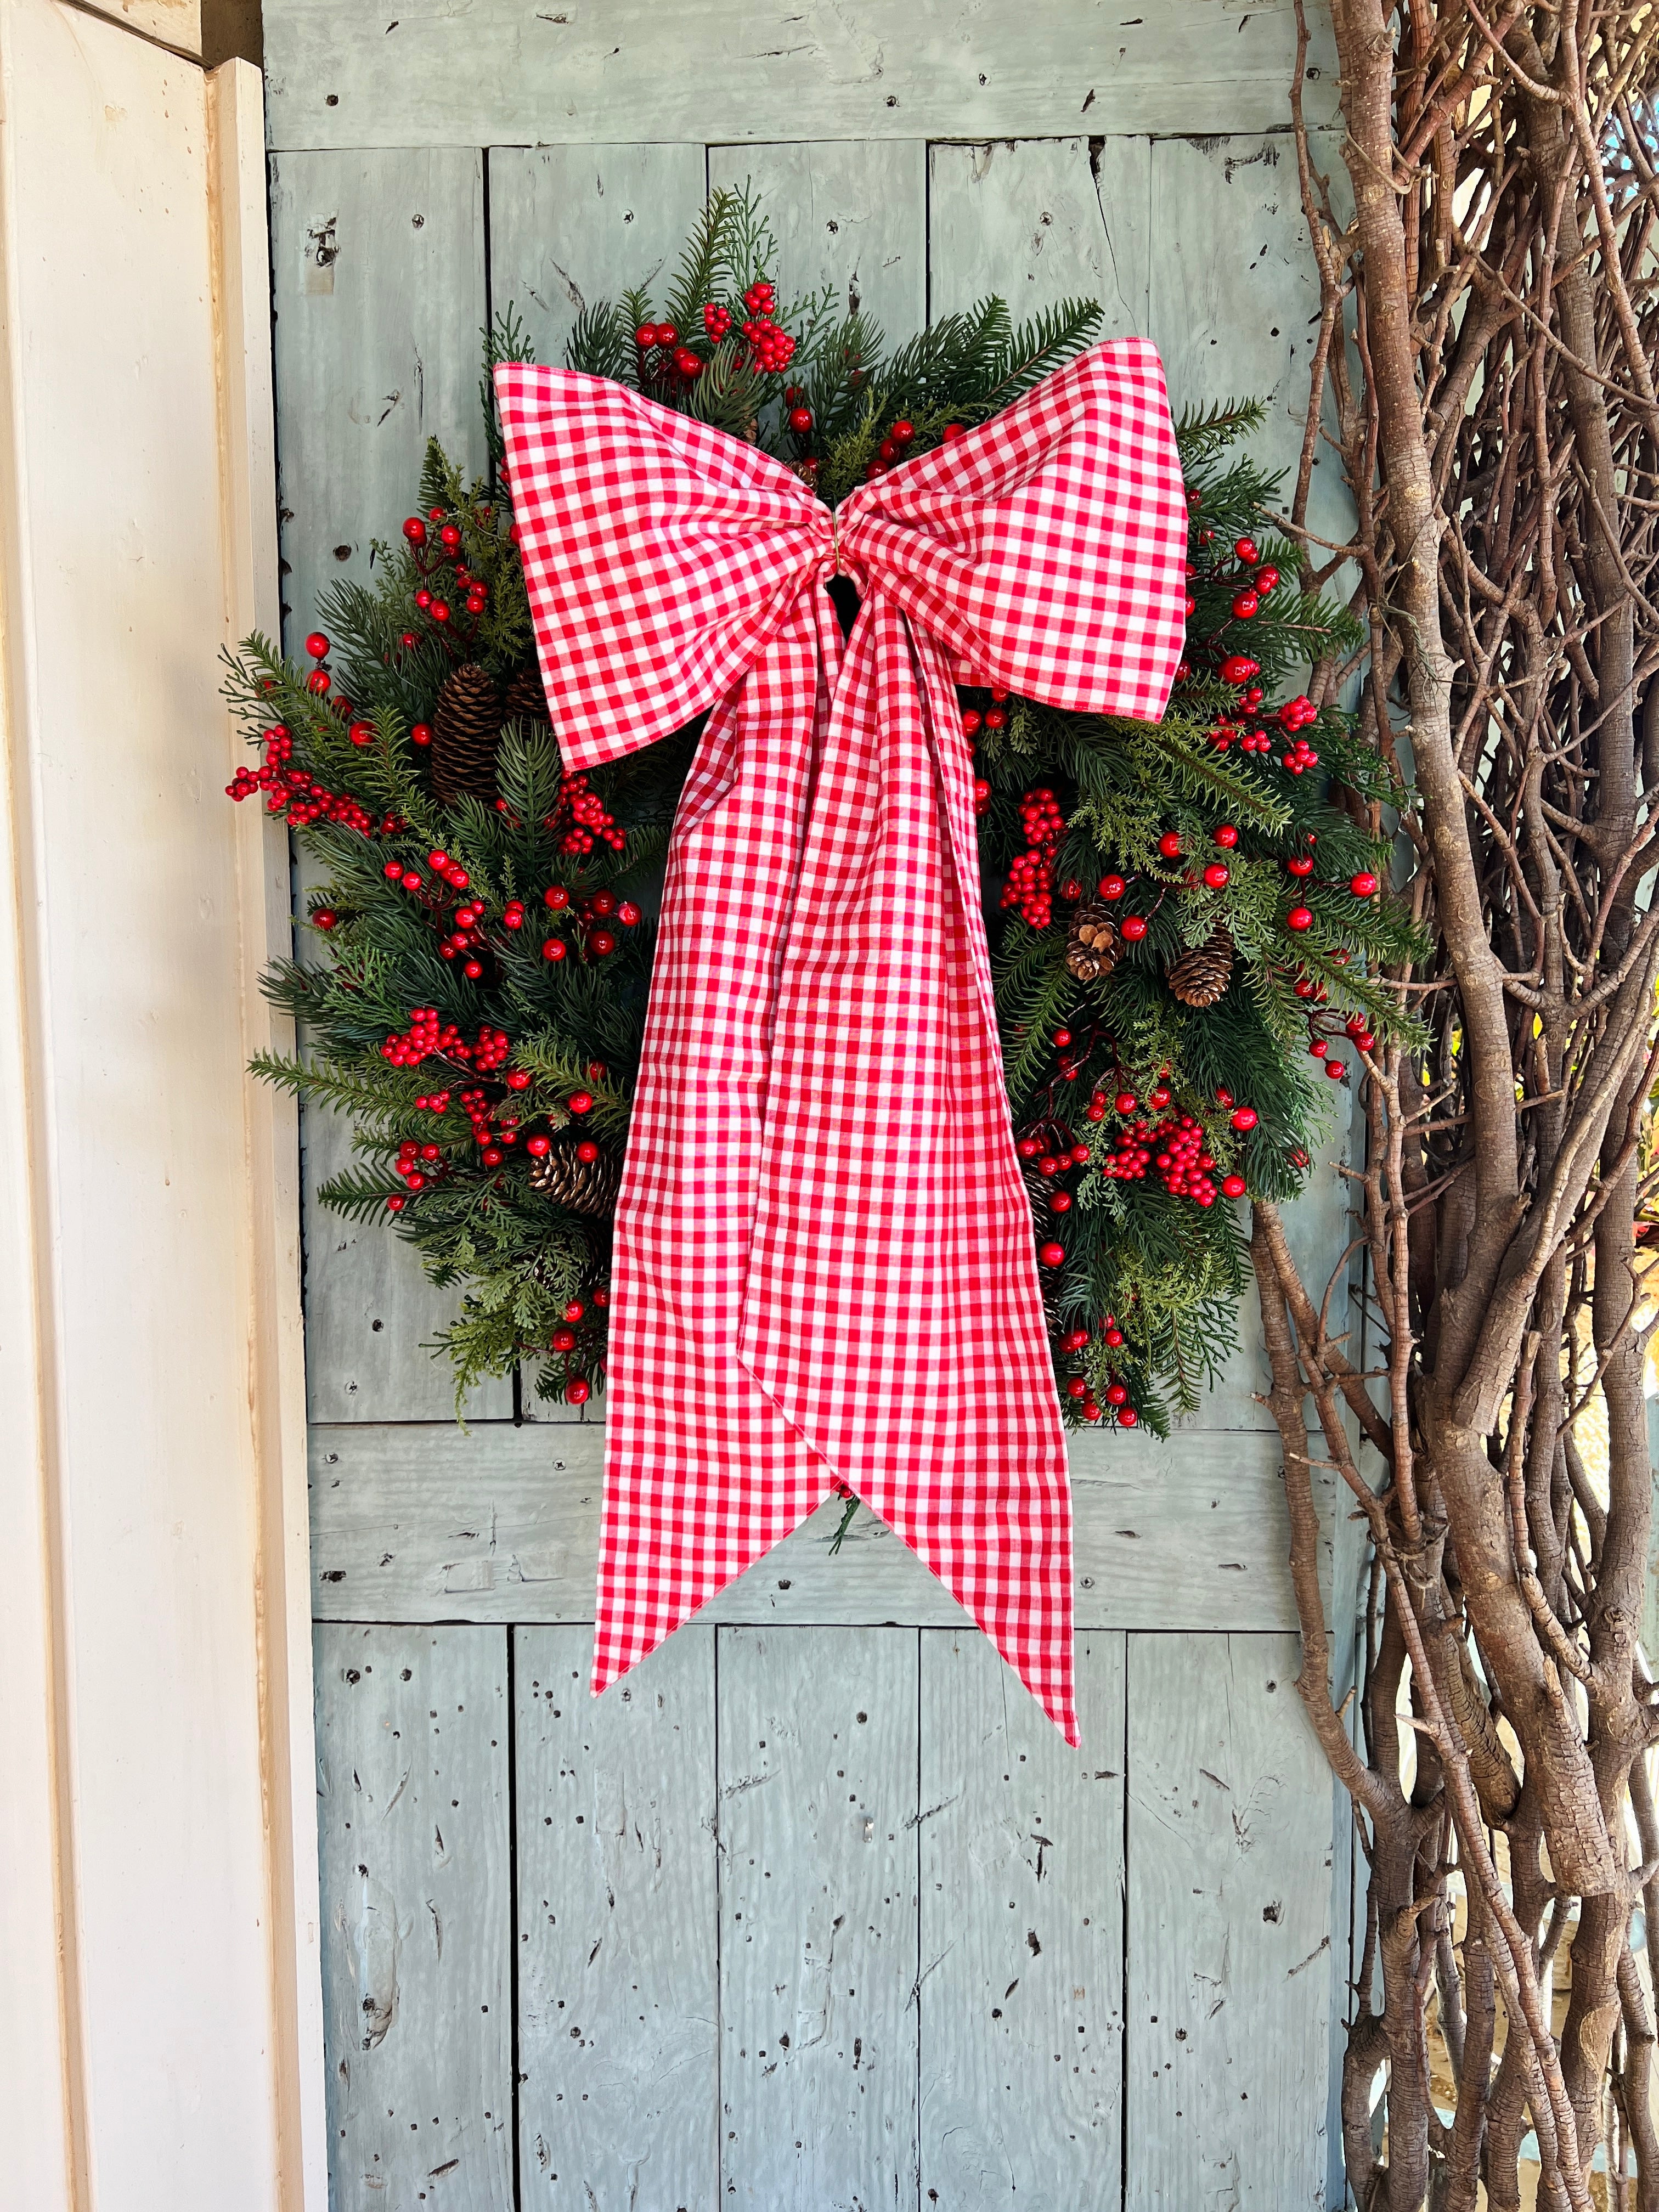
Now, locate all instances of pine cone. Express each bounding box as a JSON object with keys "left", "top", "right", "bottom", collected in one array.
[
  {"left": 430, "top": 662, "right": 502, "bottom": 808},
  {"left": 1065, "top": 904, "right": 1120, "bottom": 983},
  {"left": 501, "top": 662, "right": 551, "bottom": 730},
  {"left": 1165, "top": 925, "right": 1235, "bottom": 1008},
  {"left": 529, "top": 1135, "right": 623, "bottom": 1218}
]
